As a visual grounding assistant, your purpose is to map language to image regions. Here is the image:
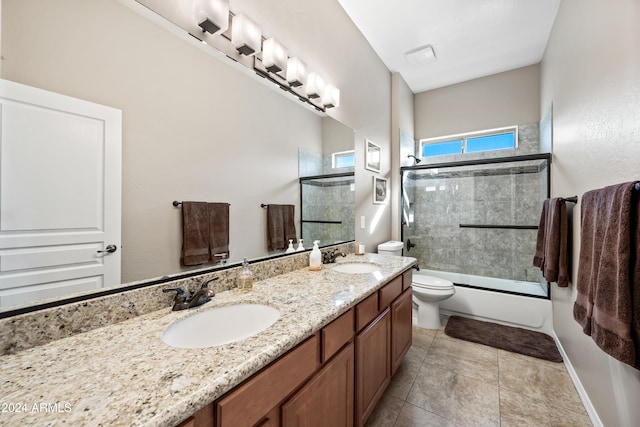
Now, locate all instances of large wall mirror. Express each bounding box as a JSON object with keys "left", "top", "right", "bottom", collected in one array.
[{"left": 0, "top": 0, "right": 355, "bottom": 313}]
